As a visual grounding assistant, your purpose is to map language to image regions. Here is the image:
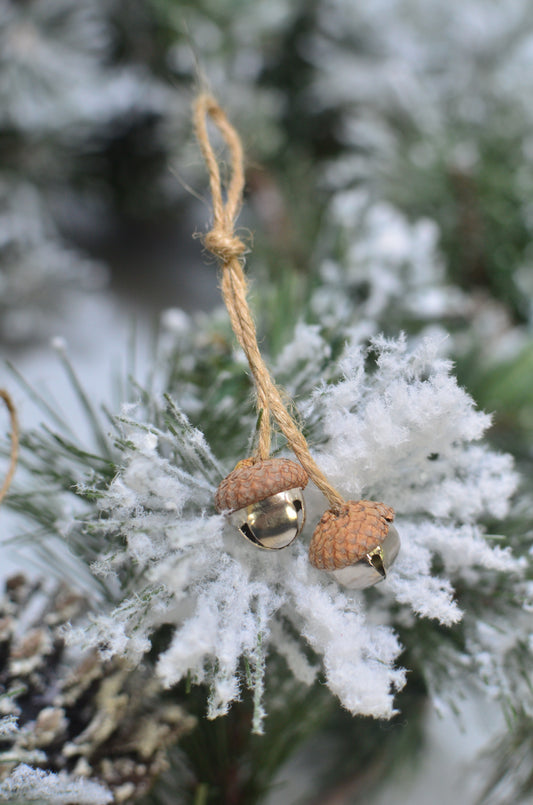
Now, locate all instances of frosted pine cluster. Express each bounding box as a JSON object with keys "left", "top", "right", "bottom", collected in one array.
[
  {"left": 0, "top": 0, "right": 169, "bottom": 134},
  {"left": 63, "top": 319, "right": 522, "bottom": 733},
  {"left": 313, "top": 189, "right": 469, "bottom": 338},
  {"left": 309, "top": 0, "right": 533, "bottom": 153}
]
